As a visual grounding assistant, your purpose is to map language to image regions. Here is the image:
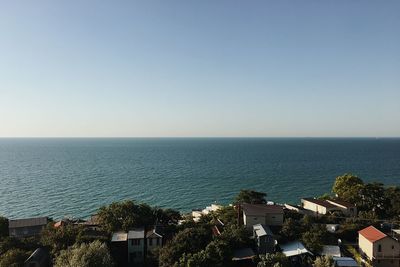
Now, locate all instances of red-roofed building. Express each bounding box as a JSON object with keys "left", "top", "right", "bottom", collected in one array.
[{"left": 358, "top": 225, "right": 400, "bottom": 267}]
